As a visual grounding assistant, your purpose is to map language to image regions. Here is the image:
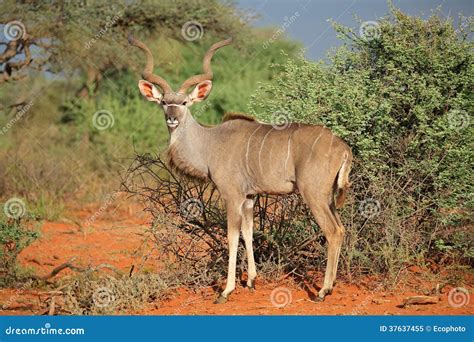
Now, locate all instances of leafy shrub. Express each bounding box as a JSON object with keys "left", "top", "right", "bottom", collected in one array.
[
  {"left": 0, "top": 218, "right": 39, "bottom": 286},
  {"left": 123, "top": 8, "right": 473, "bottom": 287},
  {"left": 249, "top": 8, "right": 473, "bottom": 277},
  {"left": 0, "top": 0, "right": 300, "bottom": 207}
]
